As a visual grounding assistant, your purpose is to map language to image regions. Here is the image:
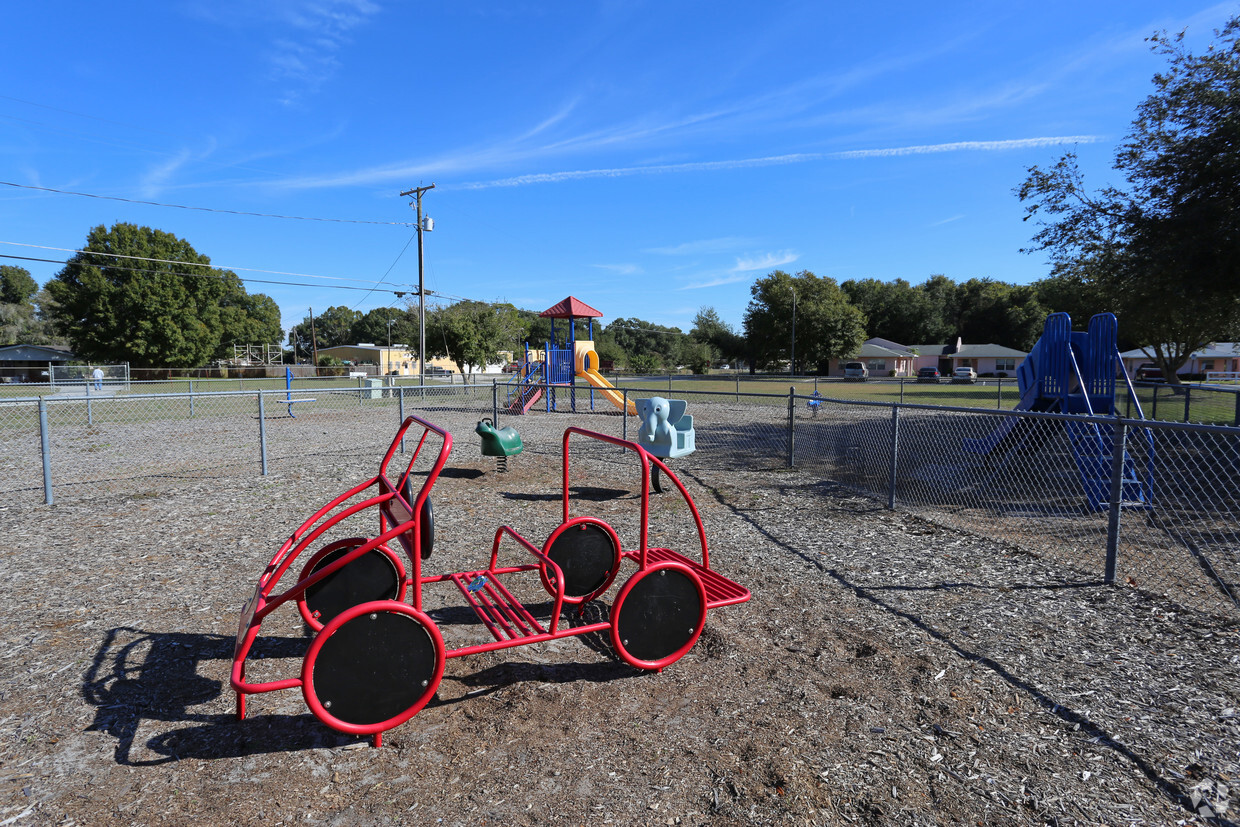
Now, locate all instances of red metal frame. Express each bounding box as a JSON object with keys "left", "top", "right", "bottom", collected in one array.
[{"left": 231, "top": 415, "right": 750, "bottom": 746}]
